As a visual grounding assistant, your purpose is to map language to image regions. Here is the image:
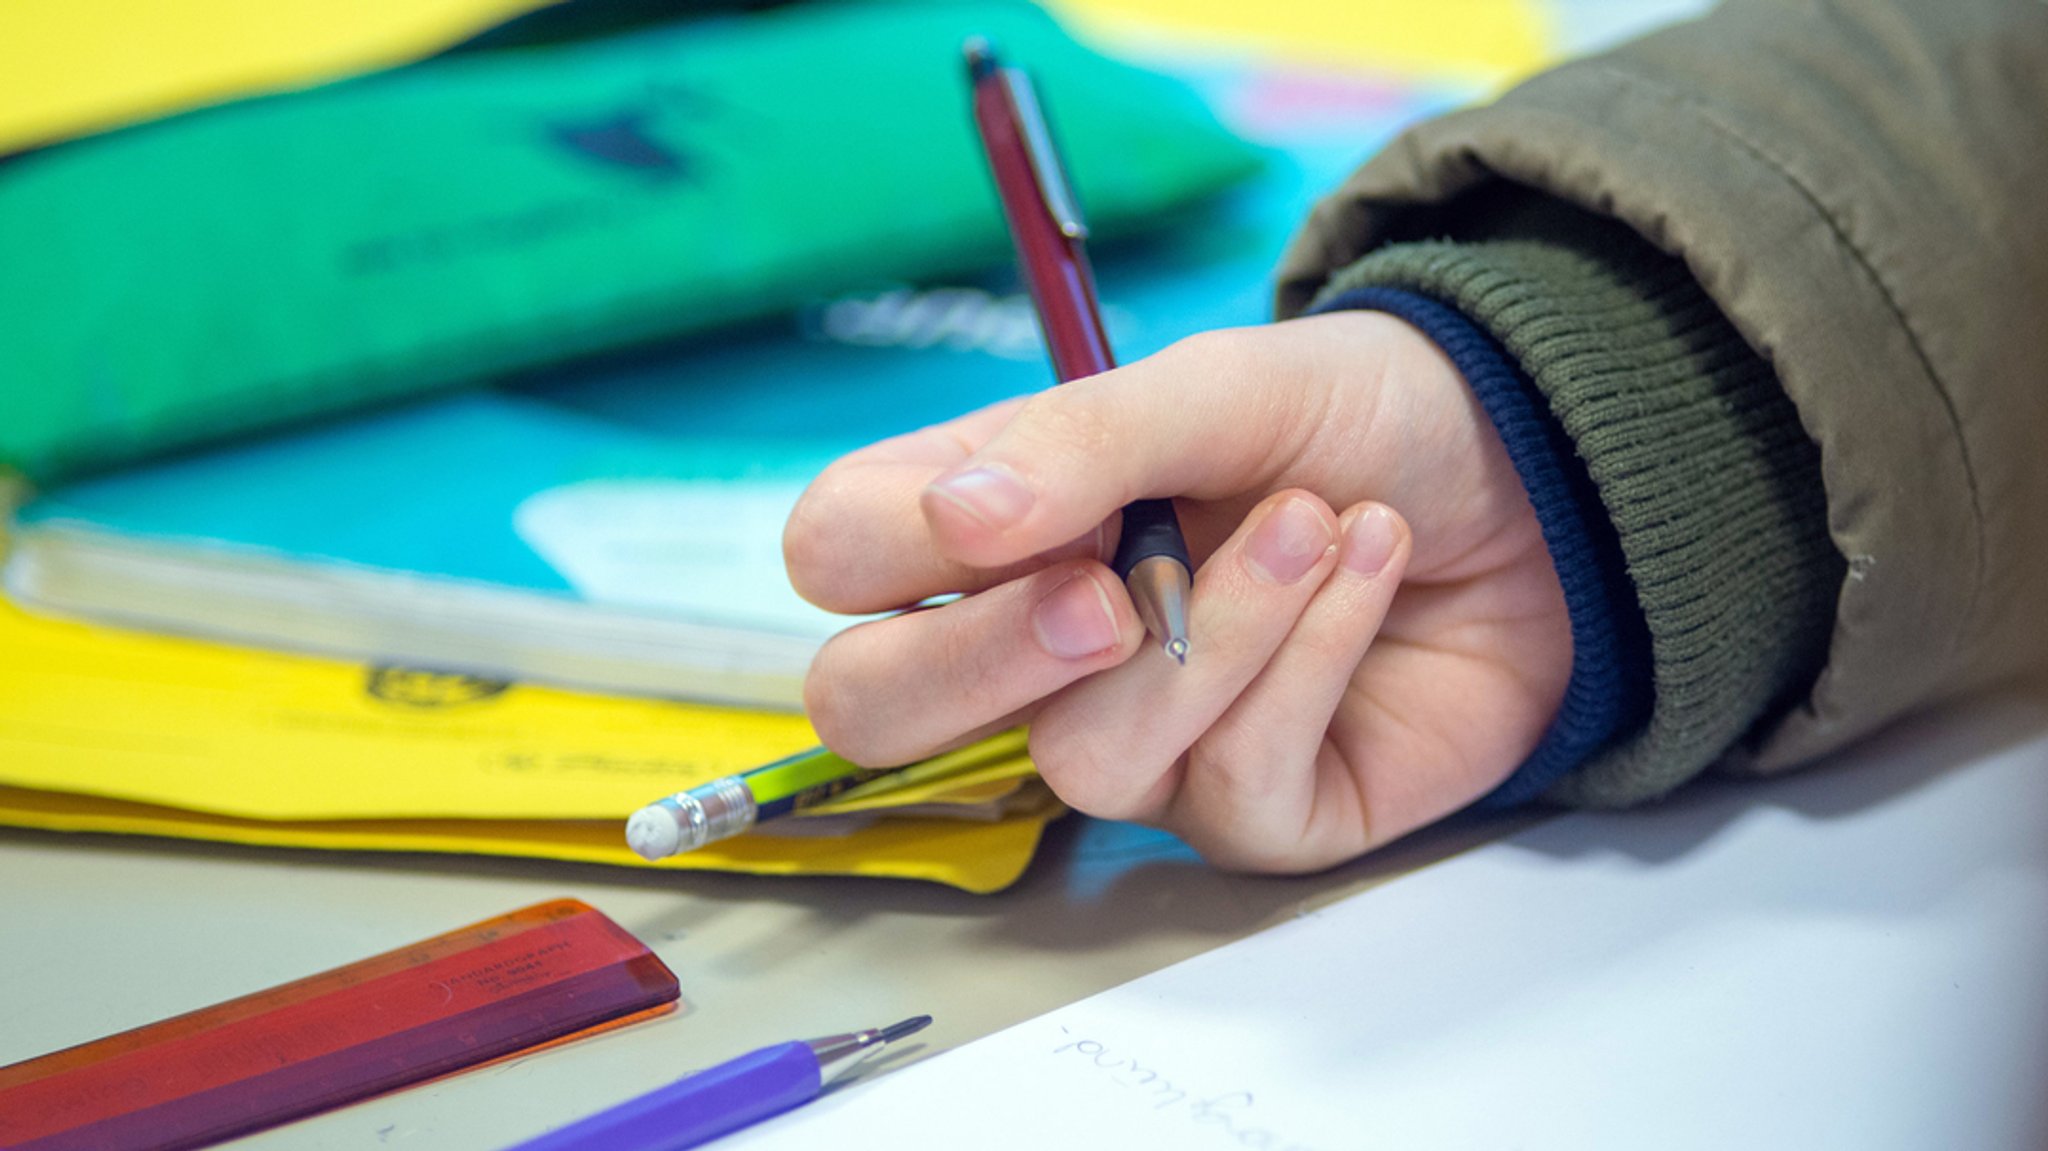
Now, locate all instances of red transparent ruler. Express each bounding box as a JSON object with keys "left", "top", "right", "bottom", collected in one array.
[{"left": 0, "top": 898, "right": 679, "bottom": 1151}]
